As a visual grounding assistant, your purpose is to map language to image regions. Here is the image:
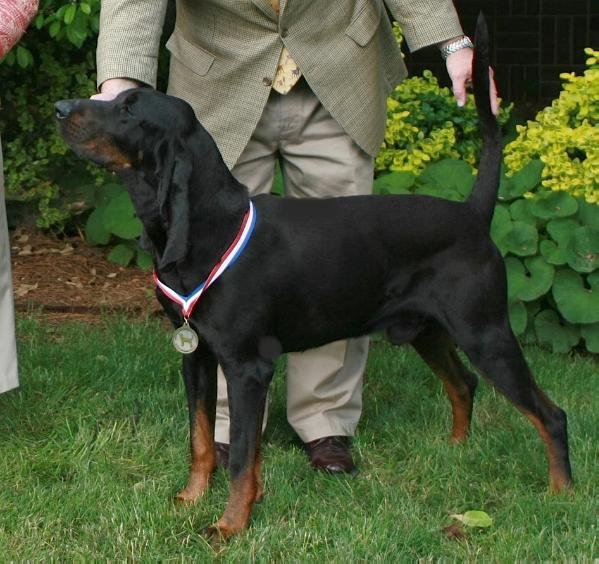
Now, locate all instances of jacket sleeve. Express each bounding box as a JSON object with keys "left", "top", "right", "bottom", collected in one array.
[
  {"left": 0, "top": 0, "right": 39, "bottom": 59},
  {"left": 96, "top": 0, "right": 169, "bottom": 89},
  {"left": 384, "top": 0, "right": 464, "bottom": 52}
]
